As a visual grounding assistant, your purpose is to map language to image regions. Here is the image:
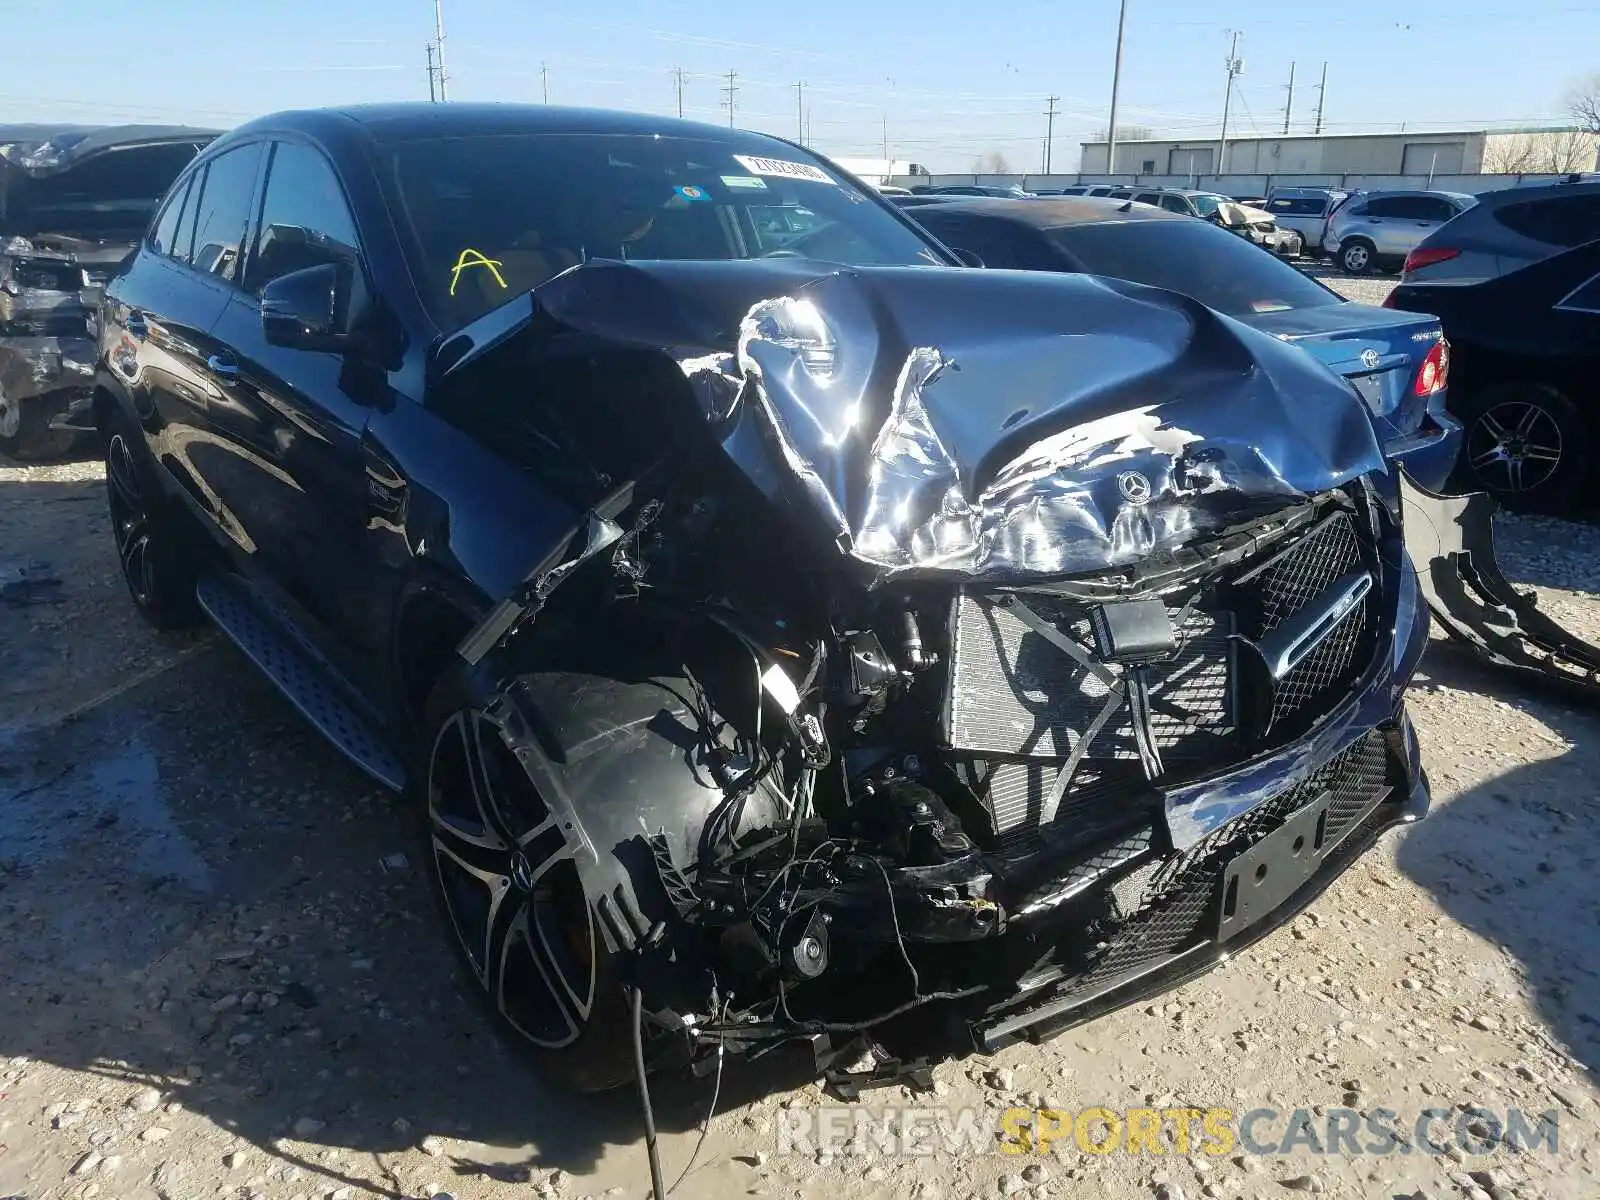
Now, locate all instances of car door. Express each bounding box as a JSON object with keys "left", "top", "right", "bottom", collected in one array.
[
  {"left": 1367, "top": 196, "right": 1432, "bottom": 257},
  {"left": 203, "top": 137, "right": 388, "bottom": 670},
  {"left": 107, "top": 141, "right": 267, "bottom": 526}
]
